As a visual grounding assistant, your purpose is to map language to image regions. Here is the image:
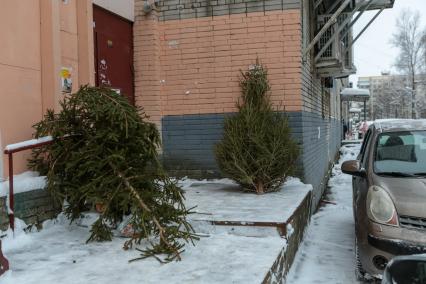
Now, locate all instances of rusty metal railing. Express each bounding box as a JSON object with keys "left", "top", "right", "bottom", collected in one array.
[
  {"left": 3, "top": 137, "right": 53, "bottom": 231},
  {"left": 0, "top": 136, "right": 54, "bottom": 276}
]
